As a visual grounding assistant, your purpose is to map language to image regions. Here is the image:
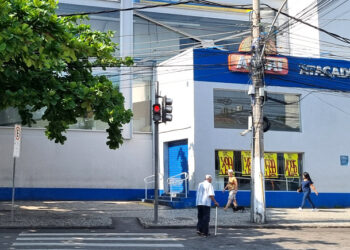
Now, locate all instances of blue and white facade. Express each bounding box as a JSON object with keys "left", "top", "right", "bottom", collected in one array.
[
  {"left": 157, "top": 48, "right": 350, "bottom": 208},
  {"left": 1, "top": 0, "right": 350, "bottom": 208}
]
